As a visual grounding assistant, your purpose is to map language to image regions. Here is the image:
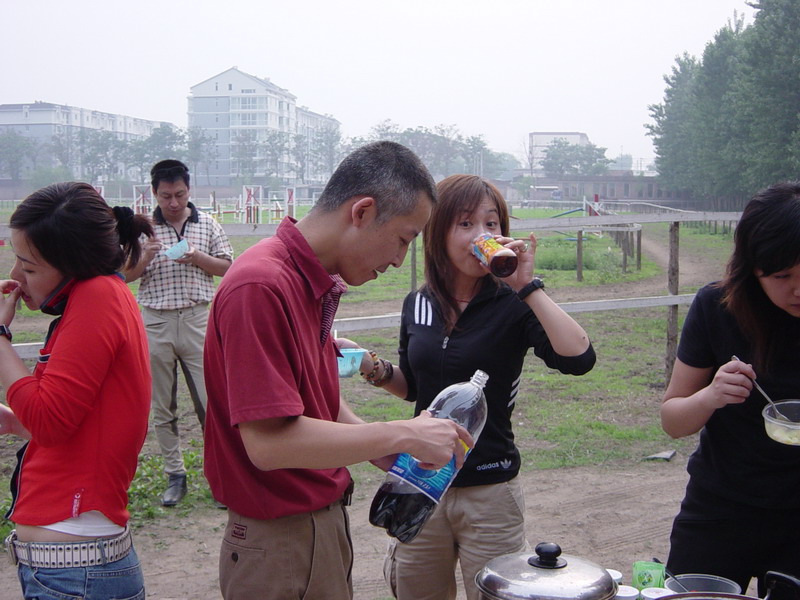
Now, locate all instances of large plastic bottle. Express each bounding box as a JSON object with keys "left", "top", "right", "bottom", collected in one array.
[{"left": 369, "top": 370, "right": 489, "bottom": 543}]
